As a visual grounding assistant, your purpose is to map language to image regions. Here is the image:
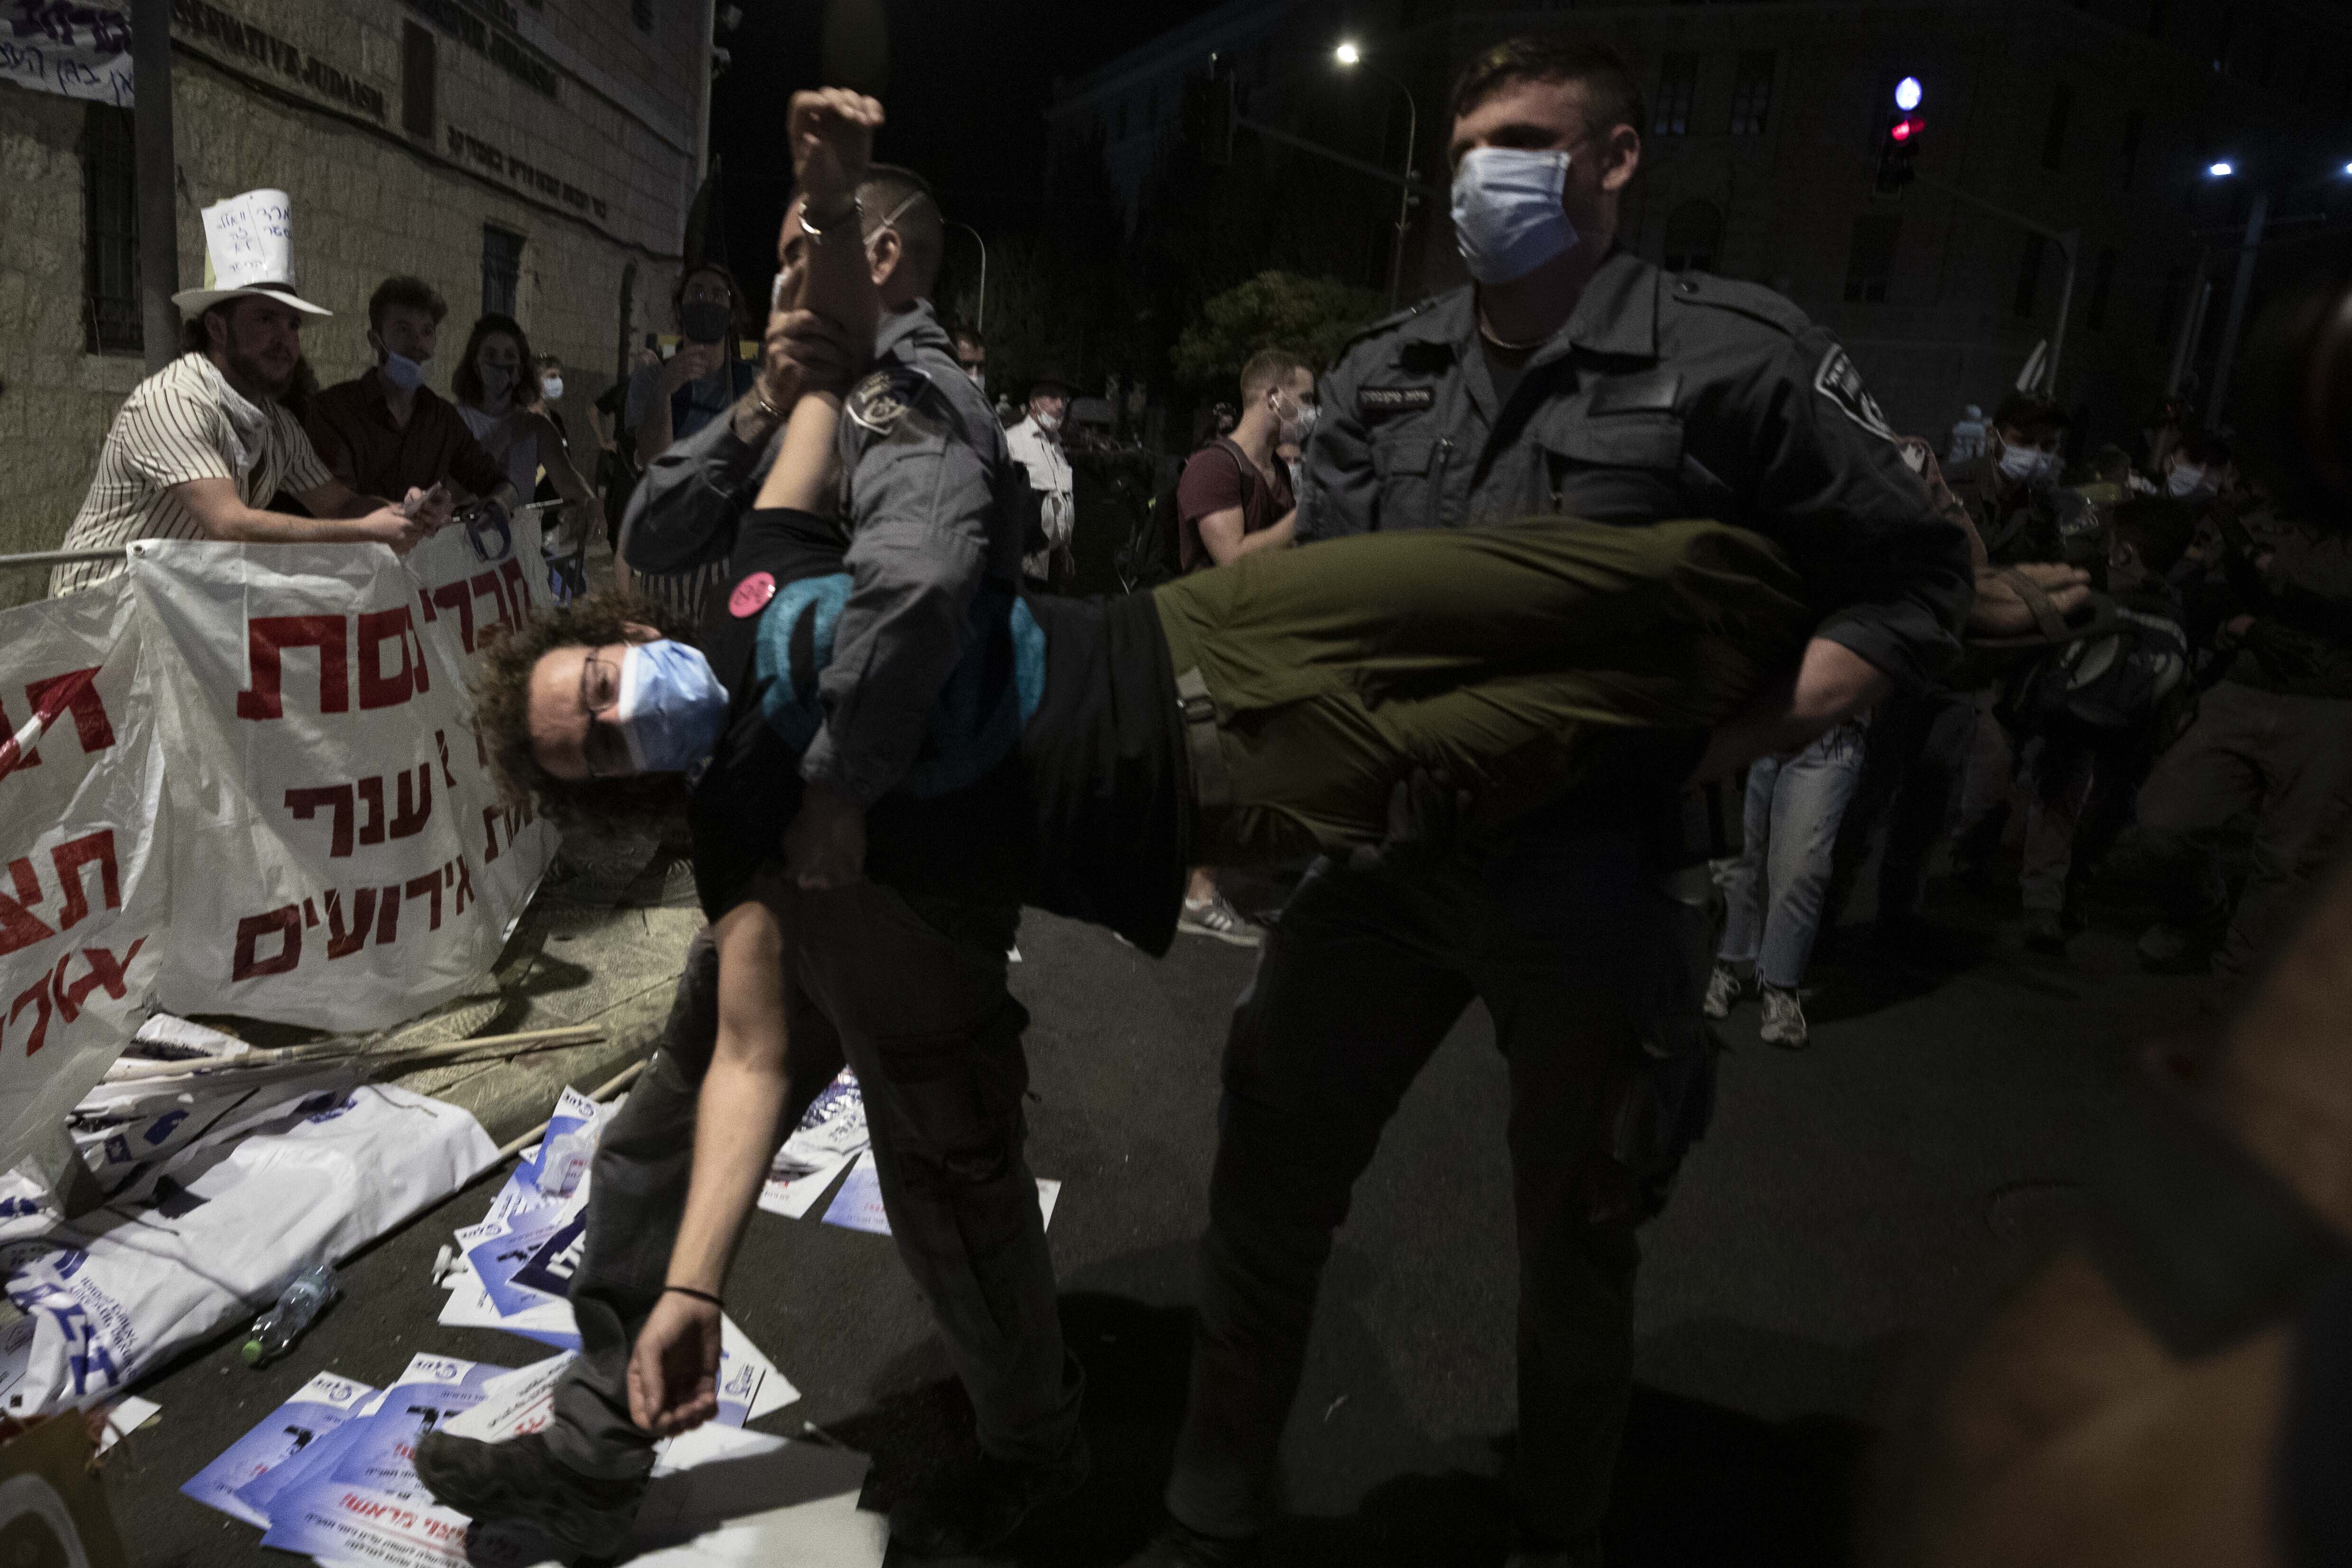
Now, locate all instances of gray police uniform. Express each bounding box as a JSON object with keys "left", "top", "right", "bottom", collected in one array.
[
  {"left": 548, "top": 301, "right": 1082, "bottom": 1485},
  {"left": 1164, "top": 251, "right": 1973, "bottom": 1547}
]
